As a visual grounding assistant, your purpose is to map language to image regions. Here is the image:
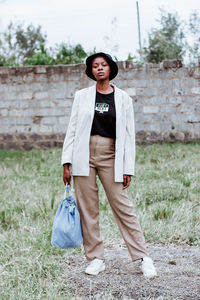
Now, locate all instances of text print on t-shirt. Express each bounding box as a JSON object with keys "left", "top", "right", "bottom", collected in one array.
[{"left": 95, "top": 103, "right": 109, "bottom": 114}]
